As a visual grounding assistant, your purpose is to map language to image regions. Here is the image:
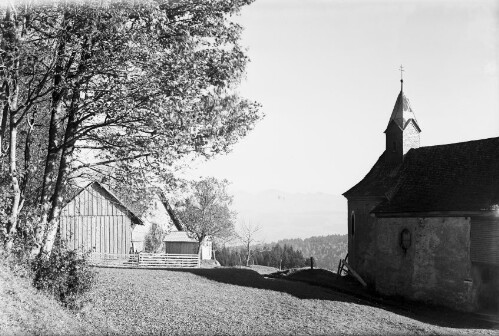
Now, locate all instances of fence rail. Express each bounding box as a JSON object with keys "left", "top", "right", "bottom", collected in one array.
[{"left": 88, "top": 252, "right": 200, "bottom": 268}]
